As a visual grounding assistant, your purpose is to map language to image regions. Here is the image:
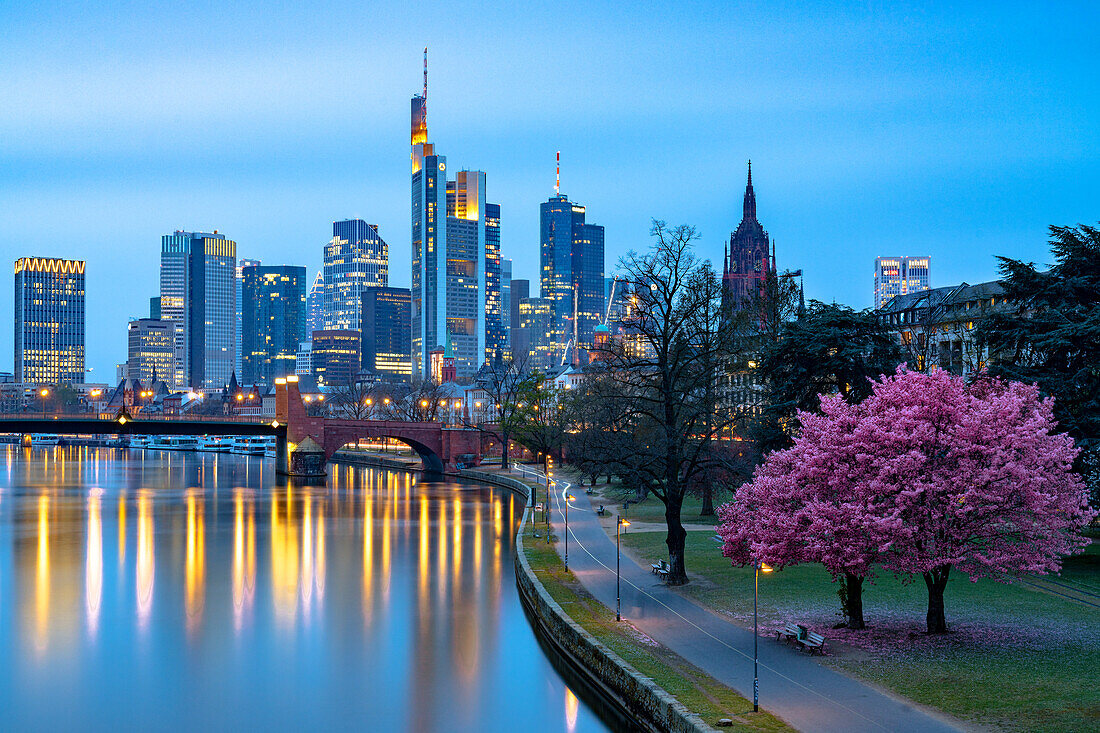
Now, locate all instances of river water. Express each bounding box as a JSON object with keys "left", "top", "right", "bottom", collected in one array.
[{"left": 0, "top": 446, "right": 612, "bottom": 731}]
